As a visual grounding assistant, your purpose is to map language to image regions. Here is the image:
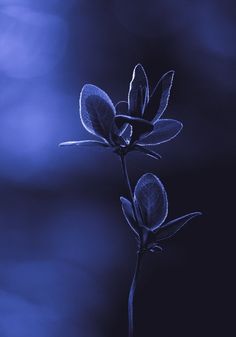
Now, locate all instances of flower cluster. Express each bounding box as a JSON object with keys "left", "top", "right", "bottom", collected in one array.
[{"left": 60, "top": 64, "right": 183, "bottom": 160}]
